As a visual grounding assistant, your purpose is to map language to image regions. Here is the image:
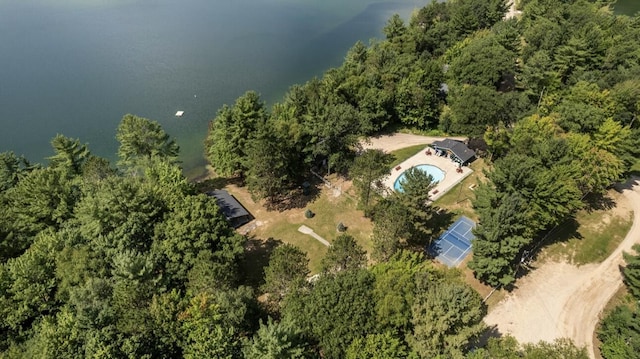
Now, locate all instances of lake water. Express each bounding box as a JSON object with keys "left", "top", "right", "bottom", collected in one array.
[
  {"left": 0, "top": 0, "right": 423, "bottom": 175},
  {"left": 614, "top": 0, "right": 640, "bottom": 16}
]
